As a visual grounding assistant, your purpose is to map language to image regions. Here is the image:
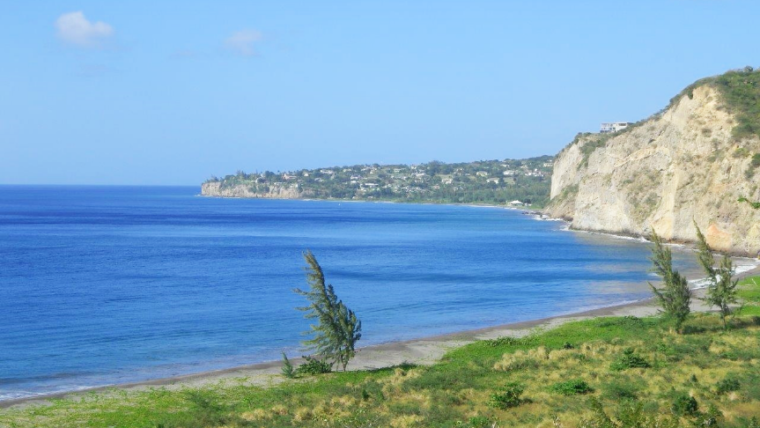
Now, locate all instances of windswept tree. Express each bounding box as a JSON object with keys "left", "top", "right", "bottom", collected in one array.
[
  {"left": 294, "top": 250, "right": 361, "bottom": 371},
  {"left": 649, "top": 230, "right": 691, "bottom": 333},
  {"left": 694, "top": 223, "right": 740, "bottom": 330}
]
